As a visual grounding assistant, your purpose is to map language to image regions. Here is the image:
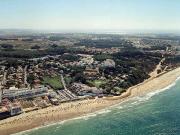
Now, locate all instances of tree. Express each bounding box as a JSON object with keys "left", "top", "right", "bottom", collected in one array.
[
  {"left": 27, "top": 74, "right": 35, "bottom": 88},
  {"left": 31, "top": 45, "right": 40, "bottom": 50},
  {"left": 51, "top": 44, "right": 58, "bottom": 48},
  {"left": 1, "top": 44, "right": 14, "bottom": 49},
  {"left": 74, "top": 73, "right": 86, "bottom": 84}
]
